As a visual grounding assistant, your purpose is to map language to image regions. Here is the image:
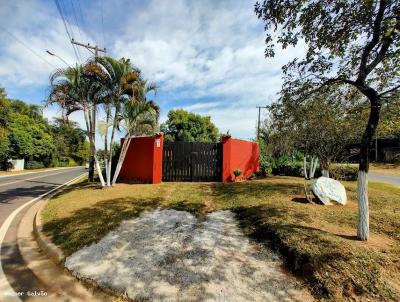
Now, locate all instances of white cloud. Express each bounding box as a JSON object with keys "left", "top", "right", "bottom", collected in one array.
[
  {"left": 1, "top": 0, "right": 304, "bottom": 140},
  {"left": 111, "top": 0, "right": 303, "bottom": 138}
]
